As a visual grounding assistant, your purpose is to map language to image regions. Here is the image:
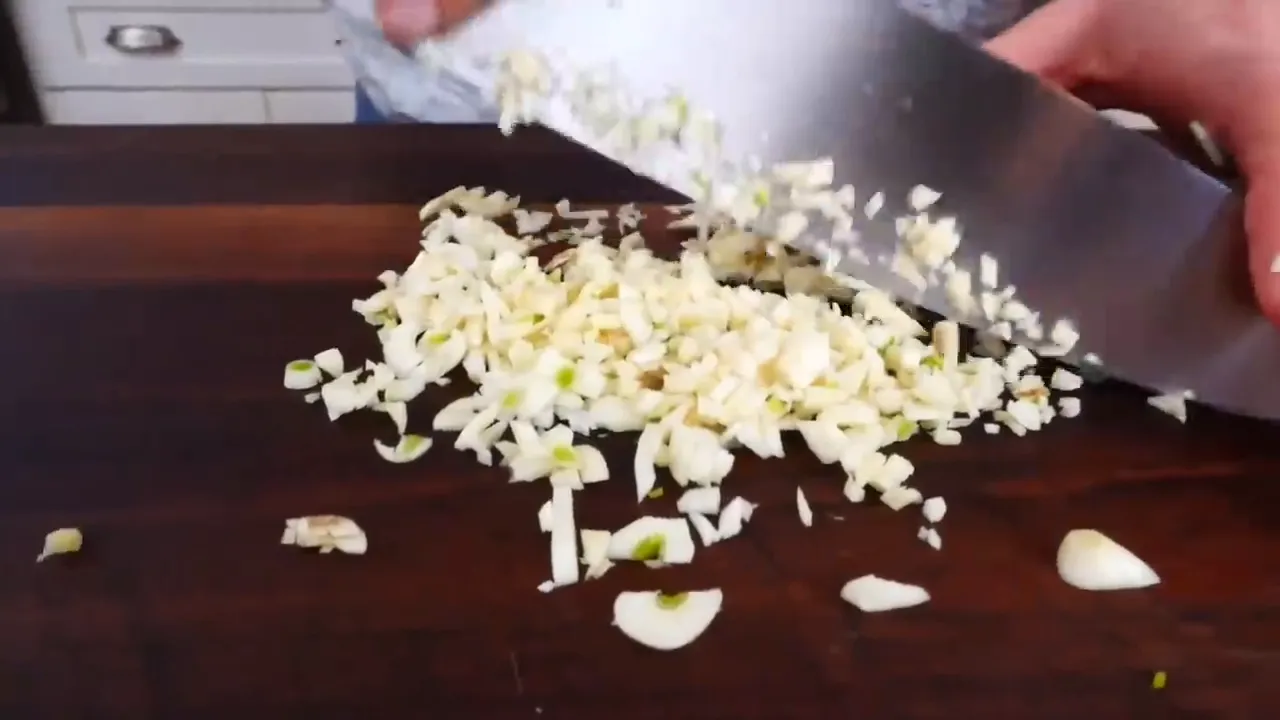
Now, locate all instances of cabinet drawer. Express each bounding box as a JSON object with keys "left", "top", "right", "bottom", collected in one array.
[
  {"left": 266, "top": 89, "right": 355, "bottom": 124},
  {"left": 43, "top": 89, "right": 268, "bottom": 125},
  {"left": 15, "top": 1, "right": 354, "bottom": 89}
]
